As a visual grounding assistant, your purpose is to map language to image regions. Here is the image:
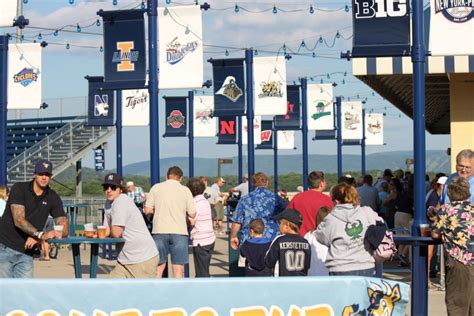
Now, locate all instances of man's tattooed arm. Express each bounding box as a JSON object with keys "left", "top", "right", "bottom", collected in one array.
[{"left": 11, "top": 204, "right": 38, "bottom": 236}]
